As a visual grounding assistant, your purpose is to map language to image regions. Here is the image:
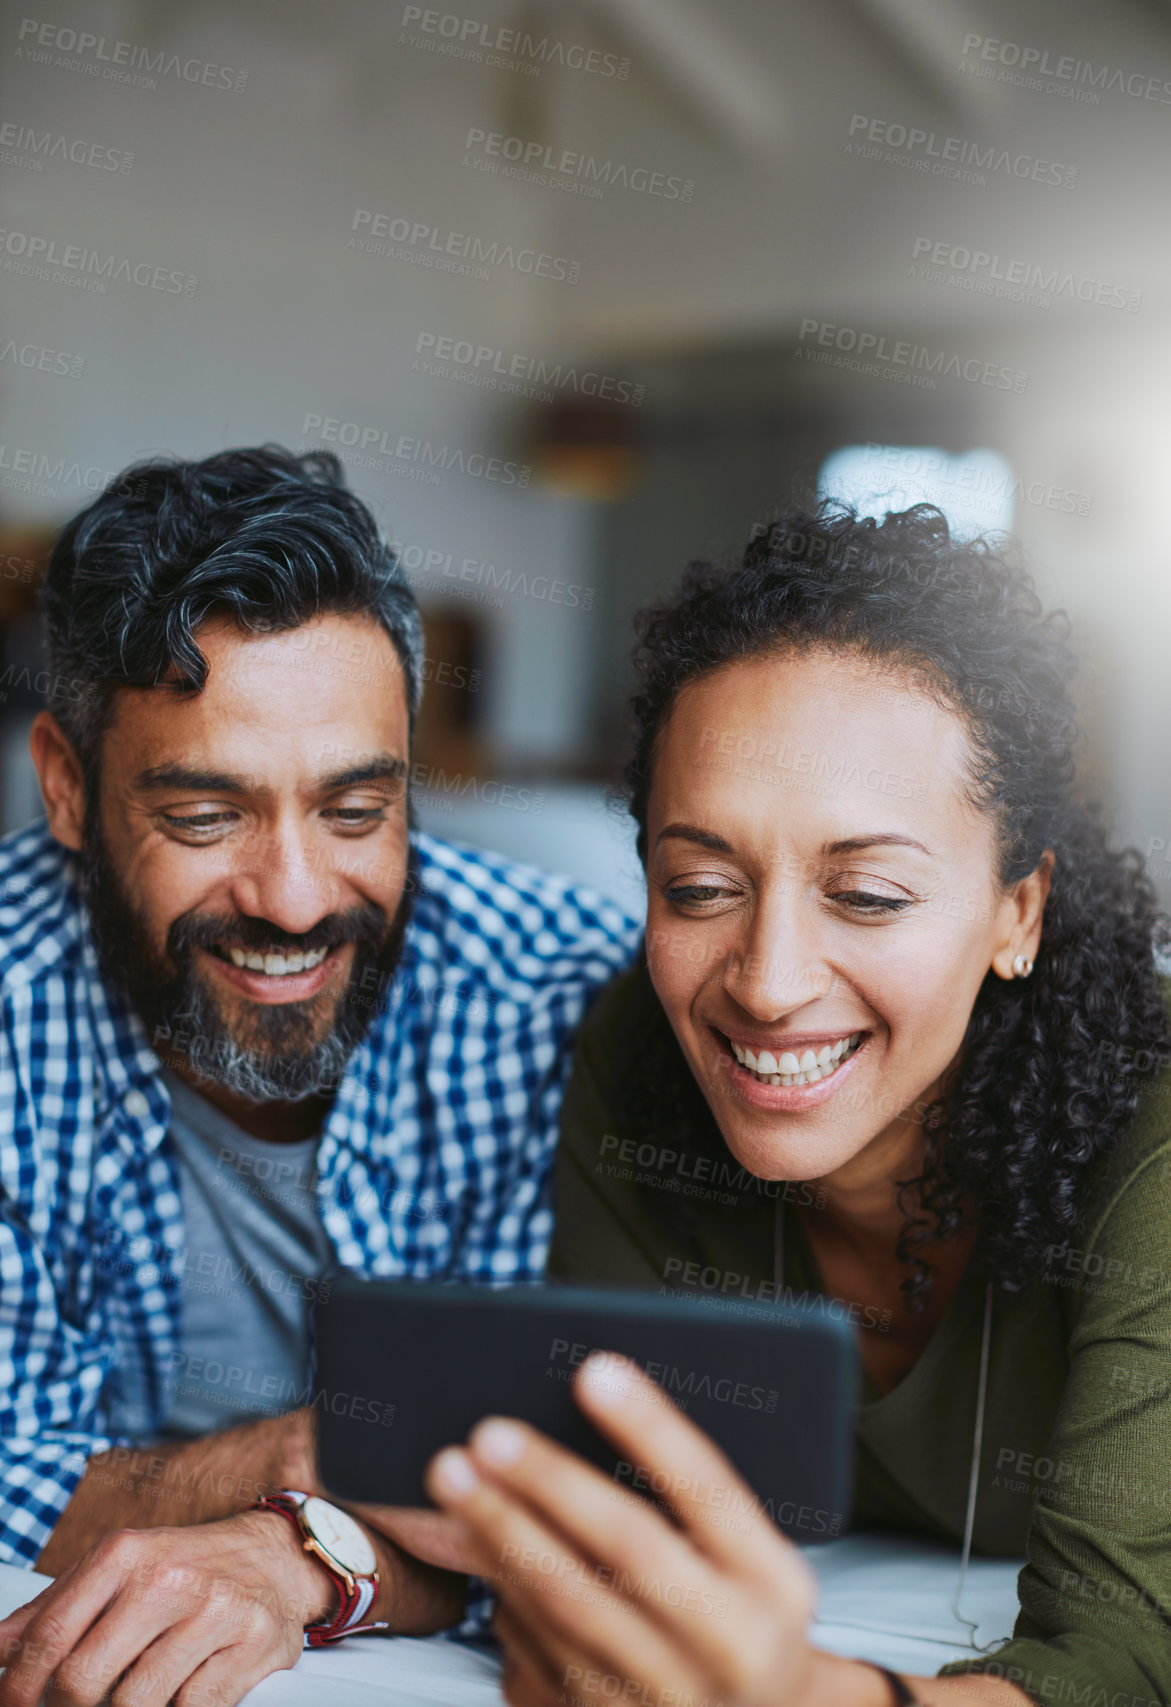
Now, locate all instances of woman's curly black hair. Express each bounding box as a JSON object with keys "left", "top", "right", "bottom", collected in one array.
[{"left": 619, "top": 500, "right": 1171, "bottom": 1311}]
